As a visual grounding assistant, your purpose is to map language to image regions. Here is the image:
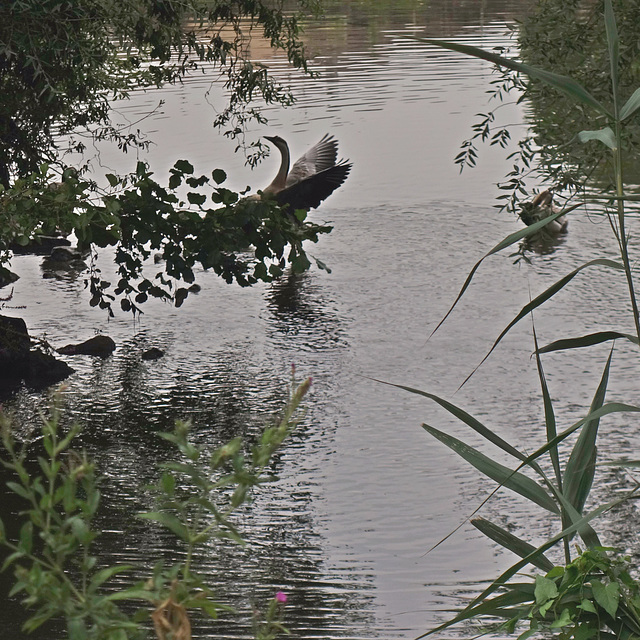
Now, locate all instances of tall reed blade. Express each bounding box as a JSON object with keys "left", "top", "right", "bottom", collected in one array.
[{"left": 563, "top": 348, "right": 614, "bottom": 515}]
